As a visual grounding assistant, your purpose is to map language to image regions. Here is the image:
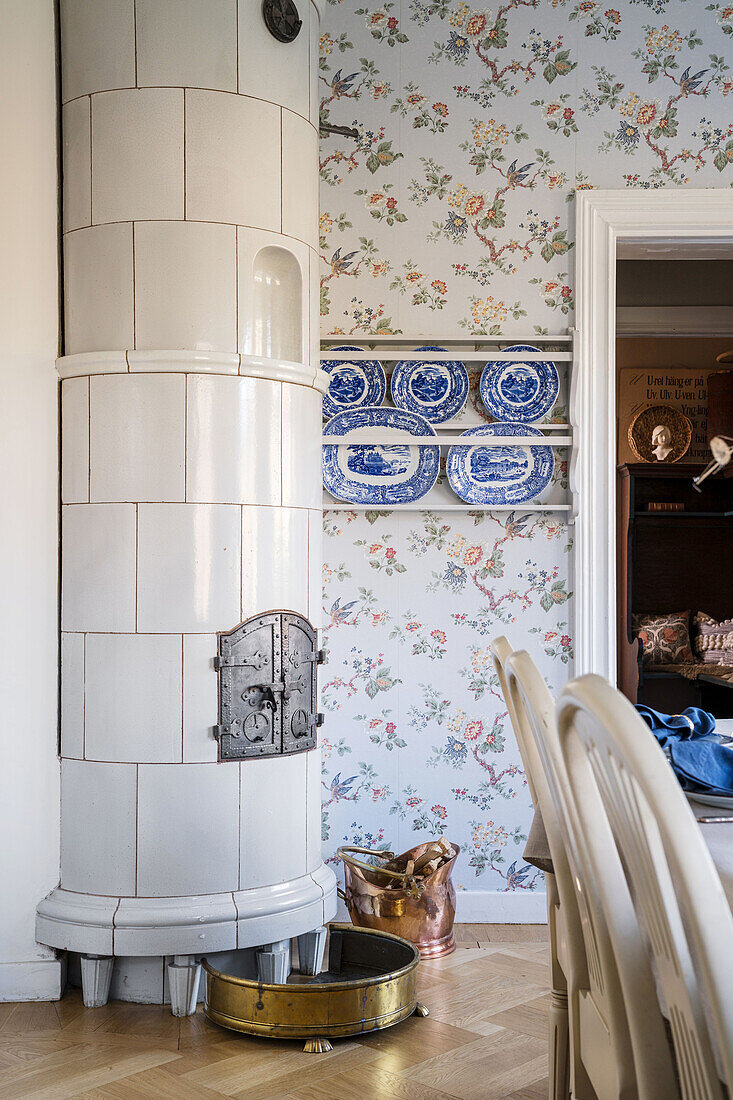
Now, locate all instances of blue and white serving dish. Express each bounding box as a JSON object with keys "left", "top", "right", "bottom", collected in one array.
[
  {"left": 391, "top": 346, "right": 469, "bottom": 424},
  {"left": 321, "top": 345, "right": 386, "bottom": 420},
  {"left": 446, "top": 422, "right": 554, "bottom": 506},
  {"left": 480, "top": 344, "right": 558, "bottom": 423},
  {"left": 323, "top": 407, "right": 439, "bottom": 505}
]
